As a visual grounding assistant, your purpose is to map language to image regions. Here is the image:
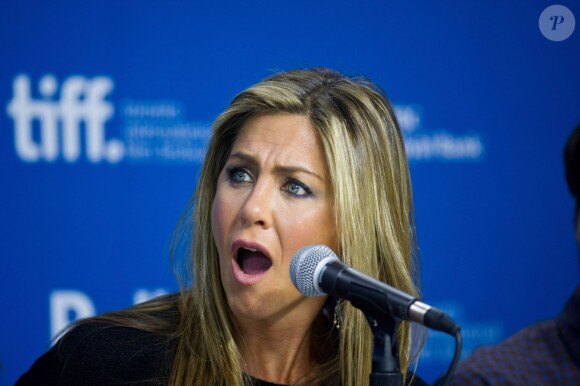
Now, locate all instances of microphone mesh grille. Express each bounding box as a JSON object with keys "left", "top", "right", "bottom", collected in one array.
[{"left": 290, "top": 245, "right": 337, "bottom": 296}]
